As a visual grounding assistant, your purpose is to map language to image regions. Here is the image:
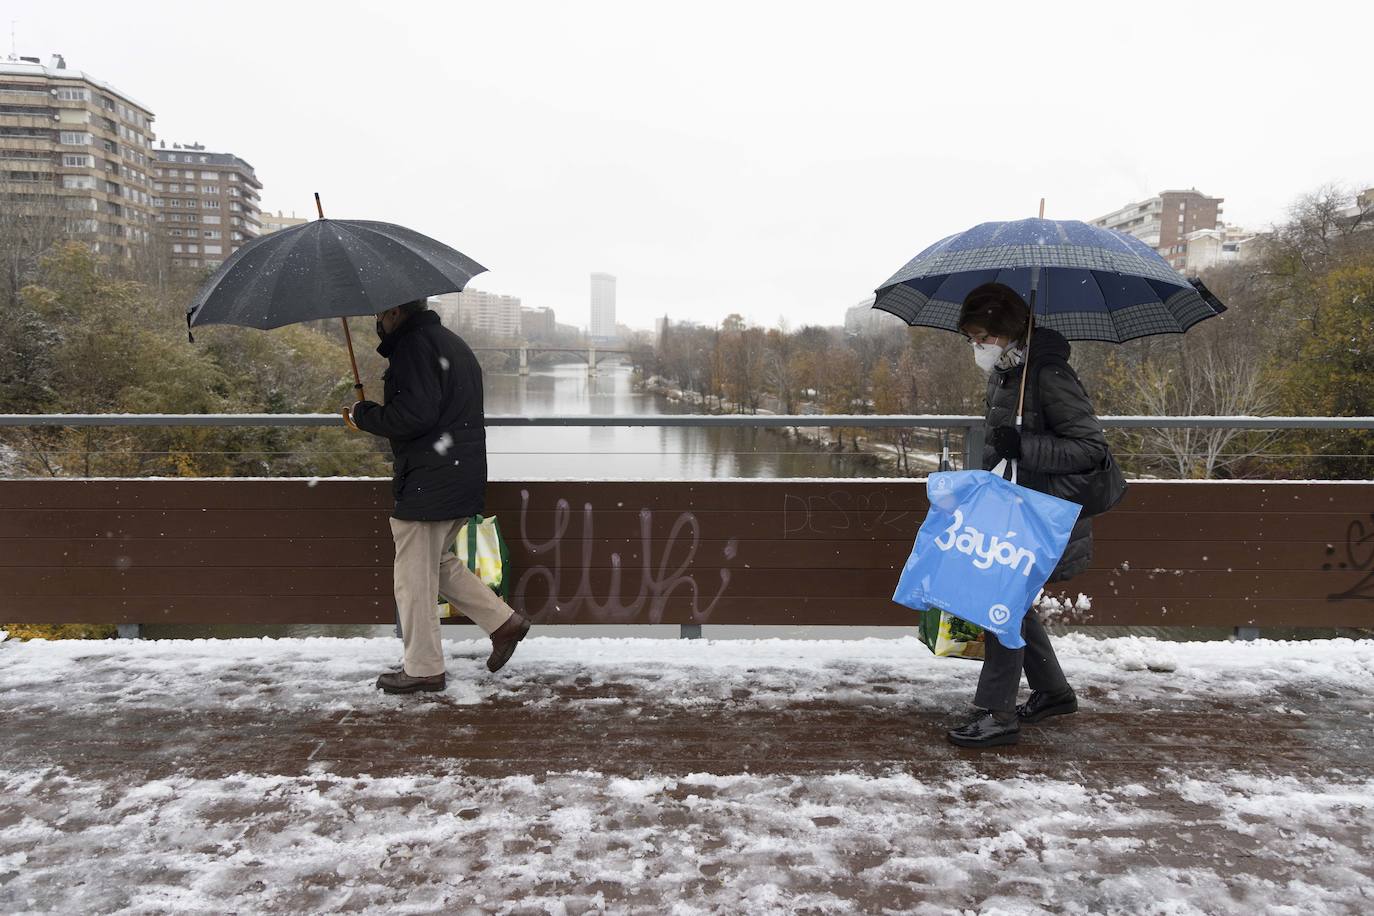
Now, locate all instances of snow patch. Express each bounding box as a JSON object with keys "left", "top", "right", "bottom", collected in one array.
[
  {"left": 1, "top": 635, "right": 1373, "bottom": 717},
  {"left": 6, "top": 765, "right": 1369, "bottom": 913}
]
